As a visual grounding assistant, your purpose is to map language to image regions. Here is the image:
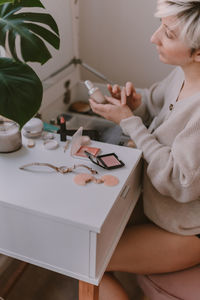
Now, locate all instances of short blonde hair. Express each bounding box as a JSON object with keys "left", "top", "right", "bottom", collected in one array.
[{"left": 155, "top": 0, "right": 200, "bottom": 49}]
